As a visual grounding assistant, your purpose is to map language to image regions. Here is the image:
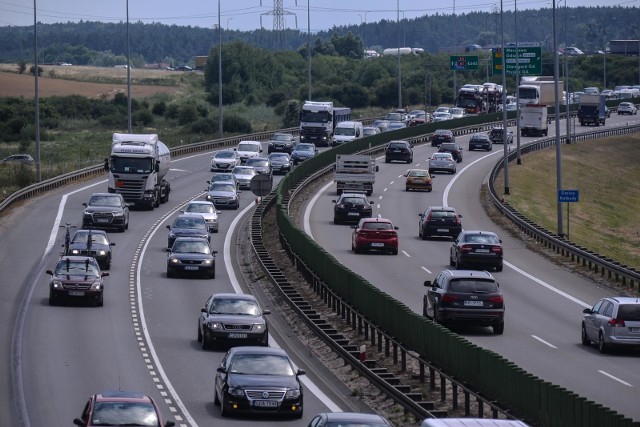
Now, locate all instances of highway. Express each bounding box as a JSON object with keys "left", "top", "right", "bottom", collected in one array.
[{"left": 302, "top": 113, "right": 640, "bottom": 422}]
